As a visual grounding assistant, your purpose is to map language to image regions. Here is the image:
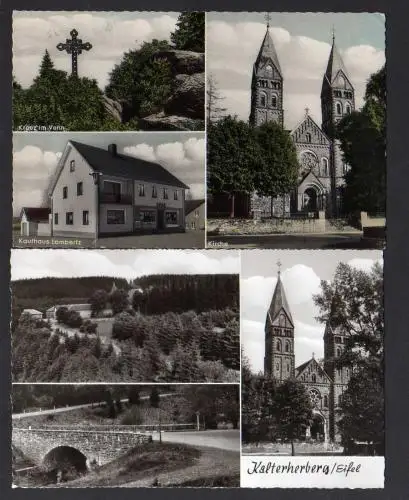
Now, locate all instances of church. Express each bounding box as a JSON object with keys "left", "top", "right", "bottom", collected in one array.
[
  {"left": 249, "top": 20, "right": 355, "bottom": 218},
  {"left": 264, "top": 265, "right": 351, "bottom": 443}
]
